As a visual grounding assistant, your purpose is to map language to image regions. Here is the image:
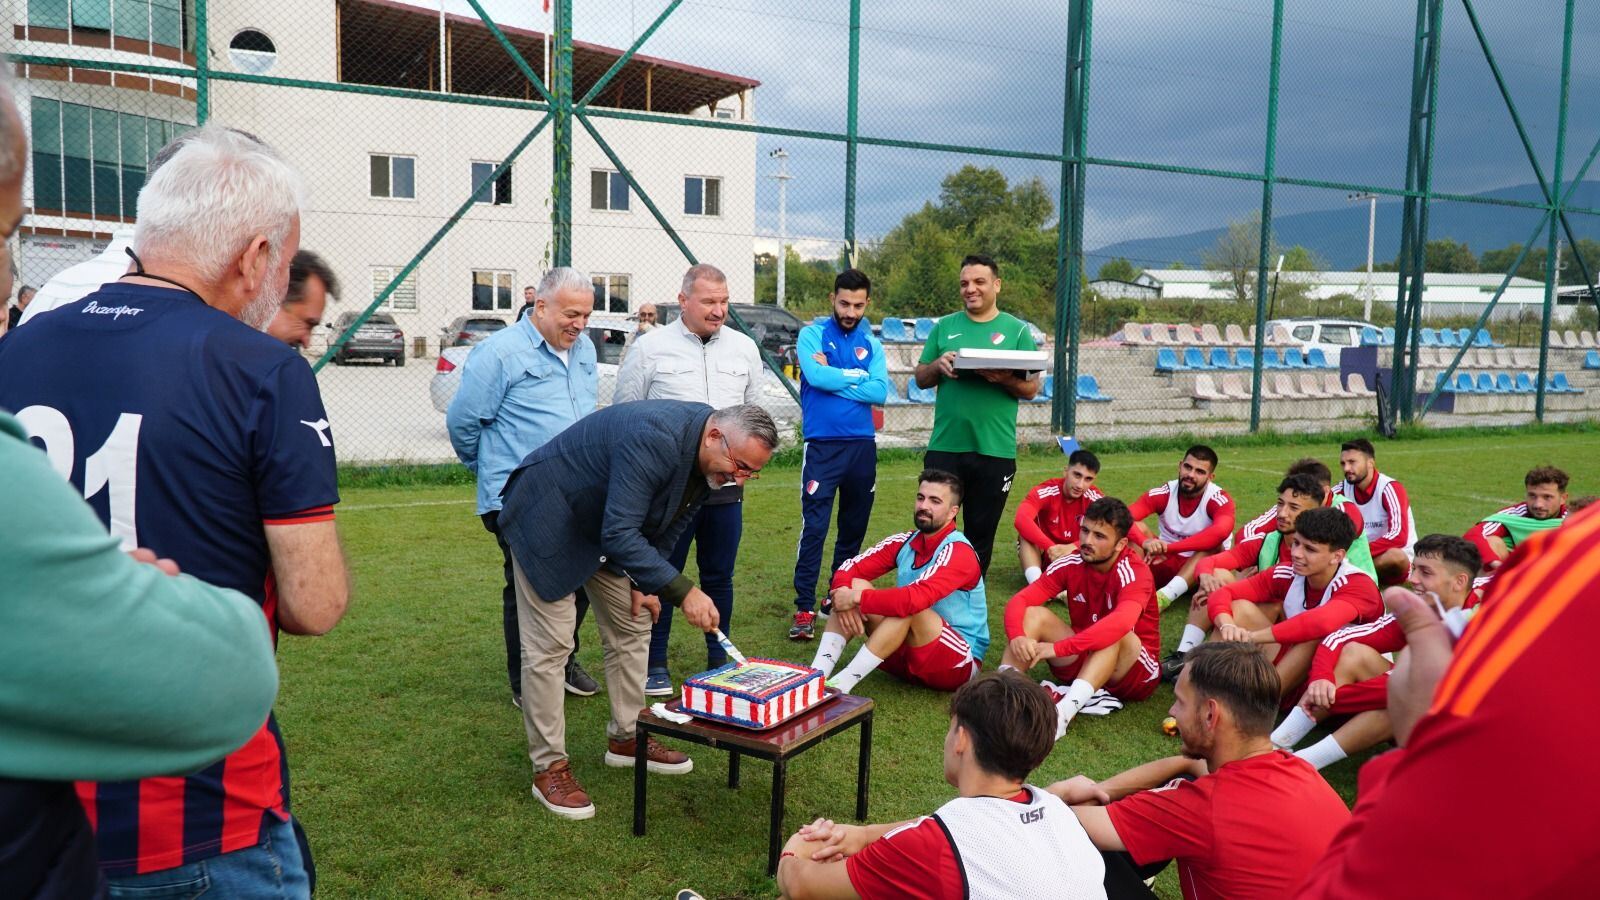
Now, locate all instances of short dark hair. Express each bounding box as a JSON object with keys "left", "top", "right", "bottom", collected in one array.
[
  {"left": 1286, "top": 457, "right": 1332, "bottom": 486},
  {"left": 1525, "top": 466, "right": 1569, "bottom": 491},
  {"left": 287, "top": 249, "right": 339, "bottom": 306},
  {"left": 1293, "top": 506, "right": 1357, "bottom": 551},
  {"left": 919, "top": 468, "right": 964, "bottom": 506},
  {"left": 834, "top": 268, "right": 871, "bottom": 295},
  {"left": 1183, "top": 643, "right": 1281, "bottom": 737},
  {"left": 1340, "top": 438, "right": 1376, "bottom": 458},
  {"left": 1068, "top": 449, "right": 1101, "bottom": 473},
  {"left": 1277, "top": 473, "right": 1326, "bottom": 505},
  {"left": 1413, "top": 534, "right": 1482, "bottom": 579},
  {"left": 1184, "top": 444, "right": 1219, "bottom": 471},
  {"left": 1083, "top": 496, "right": 1134, "bottom": 539},
  {"left": 949, "top": 671, "right": 1056, "bottom": 782},
  {"left": 1571, "top": 495, "right": 1599, "bottom": 512},
  {"left": 960, "top": 254, "right": 1000, "bottom": 277}
]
